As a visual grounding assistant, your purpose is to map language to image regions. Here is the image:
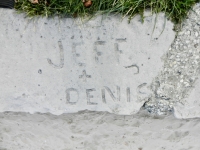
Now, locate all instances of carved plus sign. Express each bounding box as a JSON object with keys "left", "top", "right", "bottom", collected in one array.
[{"left": 79, "top": 70, "right": 91, "bottom": 82}]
